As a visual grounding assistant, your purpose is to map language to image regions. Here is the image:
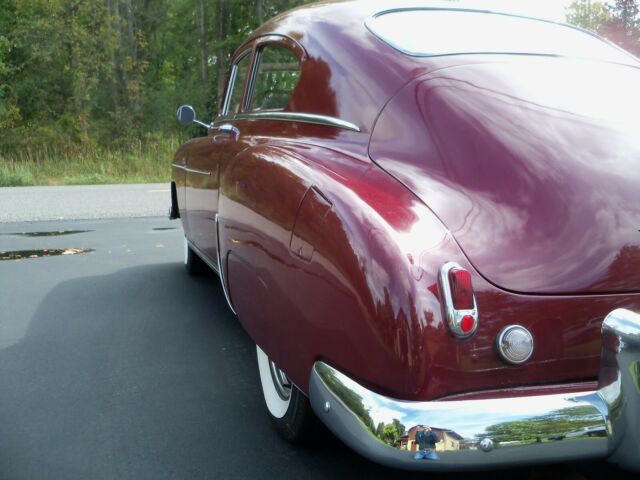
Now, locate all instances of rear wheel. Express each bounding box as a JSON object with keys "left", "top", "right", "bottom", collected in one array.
[
  {"left": 184, "top": 237, "right": 208, "bottom": 275},
  {"left": 256, "top": 345, "right": 315, "bottom": 442}
]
